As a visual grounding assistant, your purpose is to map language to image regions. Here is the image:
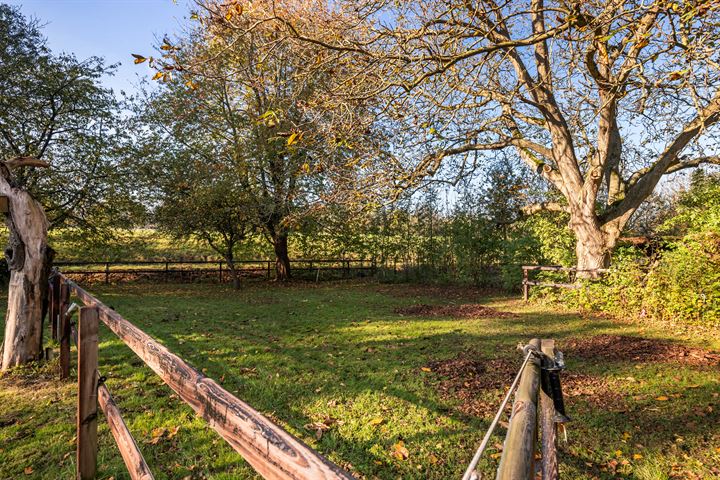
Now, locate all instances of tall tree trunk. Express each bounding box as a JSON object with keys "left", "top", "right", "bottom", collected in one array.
[
  {"left": 0, "top": 174, "right": 52, "bottom": 370},
  {"left": 273, "top": 233, "right": 291, "bottom": 281},
  {"left": 570, "top": 208, "right": 610, "bottom": 278},
  {"left": 227, "top": 260, "right": 241, "bottom": 290}
]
